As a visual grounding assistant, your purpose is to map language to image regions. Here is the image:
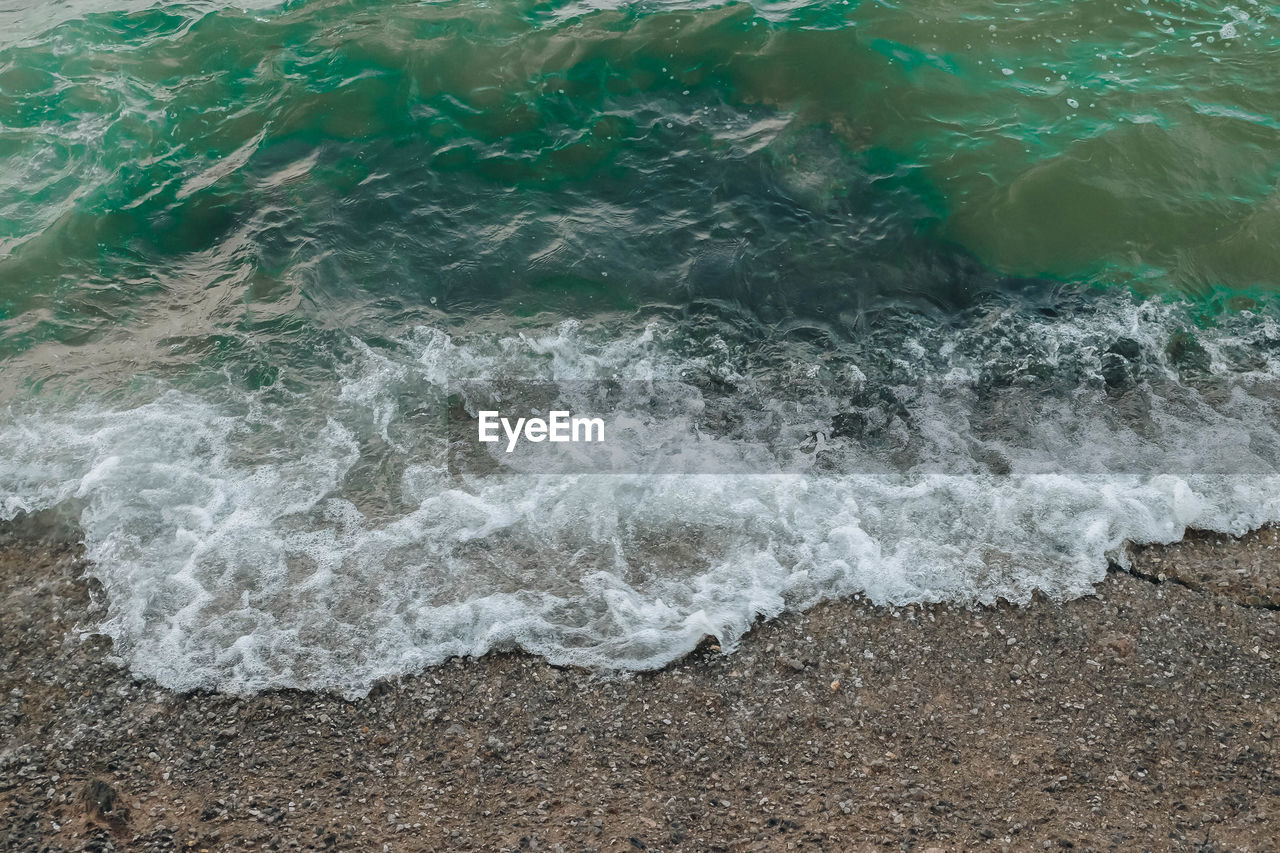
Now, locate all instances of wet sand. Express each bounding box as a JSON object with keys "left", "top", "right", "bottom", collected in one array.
[{"left": 1, "top": 519, "right": 1276, "bottom": 852}]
